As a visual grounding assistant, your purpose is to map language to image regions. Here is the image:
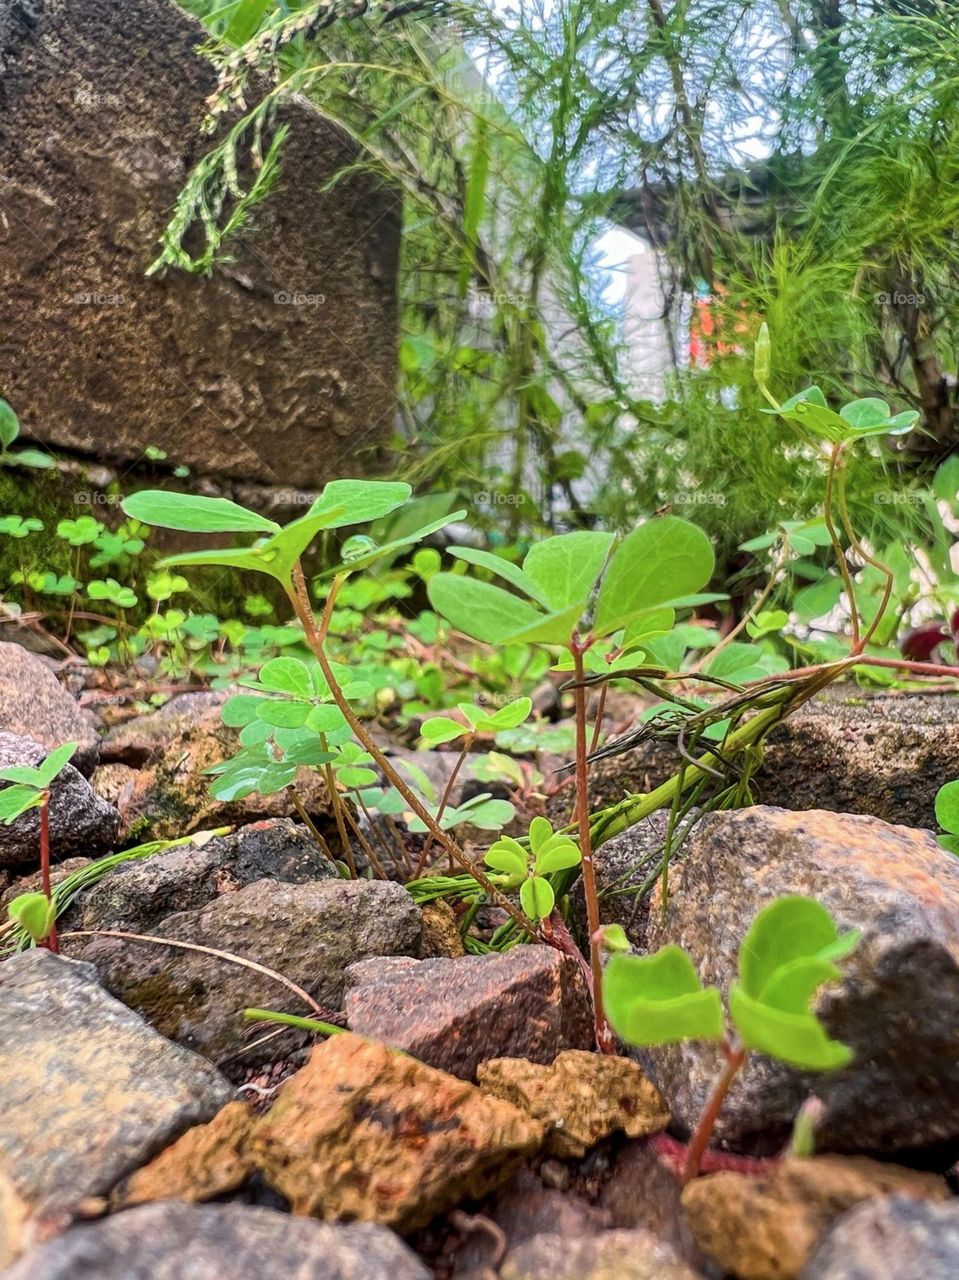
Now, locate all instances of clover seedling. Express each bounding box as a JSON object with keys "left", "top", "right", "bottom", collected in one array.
[
  {"left": 603, "top": 895, "right": 859, "bottom": 1181},
  {"left": 1, "top": 741, "right": 79, "bottom": 953},
  {"left": 484, "top": 816, "right": 582, "bottom": 922},
  {"left": 0, "top": 398, "right": 55, "bottom": 469},
  {"left": 934, "top": 780, "right": 959, "bottom": 855},
  {"left": 420, "top": 696, "right": 532, "bottom": 746}
]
